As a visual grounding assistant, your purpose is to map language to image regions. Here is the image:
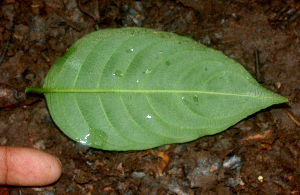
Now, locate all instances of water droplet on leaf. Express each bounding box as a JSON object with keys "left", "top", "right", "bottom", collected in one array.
[
  {"left": 145, "top": 69, "right": 151, "bottom": 74},
  {"left": 126, "top": 48, "right": 134, "bottom": 53},
  {"left": 113, "top": 70, "right": 123, "bottom": 77},
  {"left": 181, "top": 96, "right": 188, "bottom": 103},
  {"left": 193, "top": 95, "right": 199, "bottom": 102},
  {"left": 79, "top": 133, "right": 90, "bottom": 144}
]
